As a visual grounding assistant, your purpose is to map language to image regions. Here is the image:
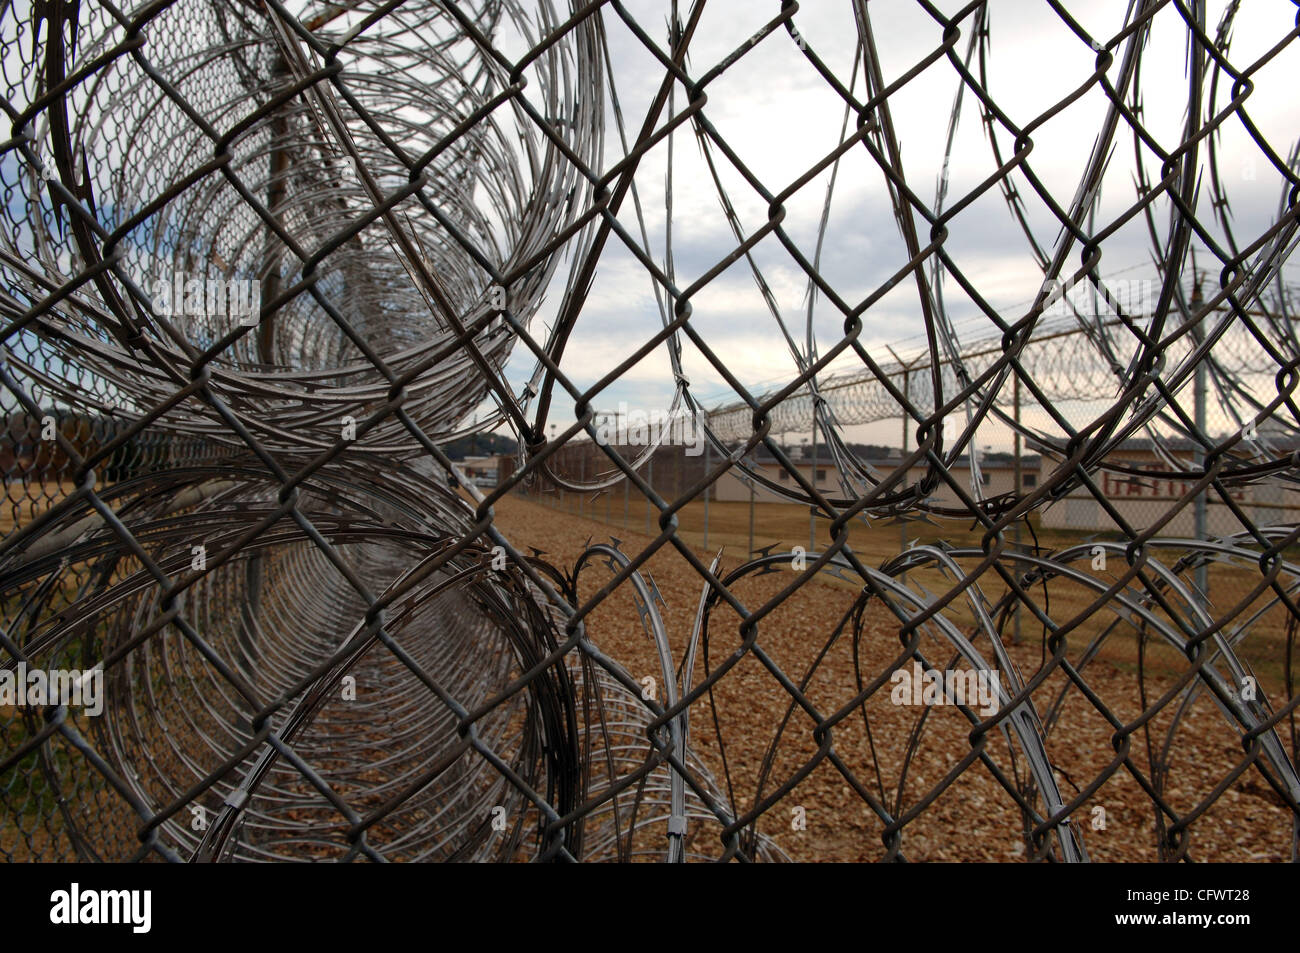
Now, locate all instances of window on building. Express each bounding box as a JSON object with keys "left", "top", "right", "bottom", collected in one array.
[
  {"left": 1023, "top": 474, "right": 1037, "bottom": 487},
  {"left": 778, "top": 469, "right": 789, "bottom": 482},
  {"left": 981, "top": 472, "right": 991, "bottom": 486}
]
